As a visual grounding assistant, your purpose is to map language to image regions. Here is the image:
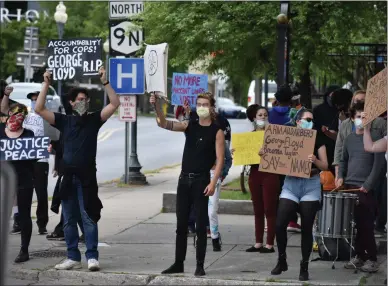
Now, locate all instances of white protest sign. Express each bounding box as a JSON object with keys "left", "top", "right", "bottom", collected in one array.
[
  {"left": 119, "top": 95, "right": 137, "bottom": 122},
  {"left": 23, "top": 113, "right": 44, "bottom": 136},
  {"left": 144, "top": 43, "right": 168, "bottom": 98},
  {"left": 46, "top": 38, "right": 103, "bottom": 81},
  {"left": 0, "top": 136, "right": 50, "bottom": 161}
]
